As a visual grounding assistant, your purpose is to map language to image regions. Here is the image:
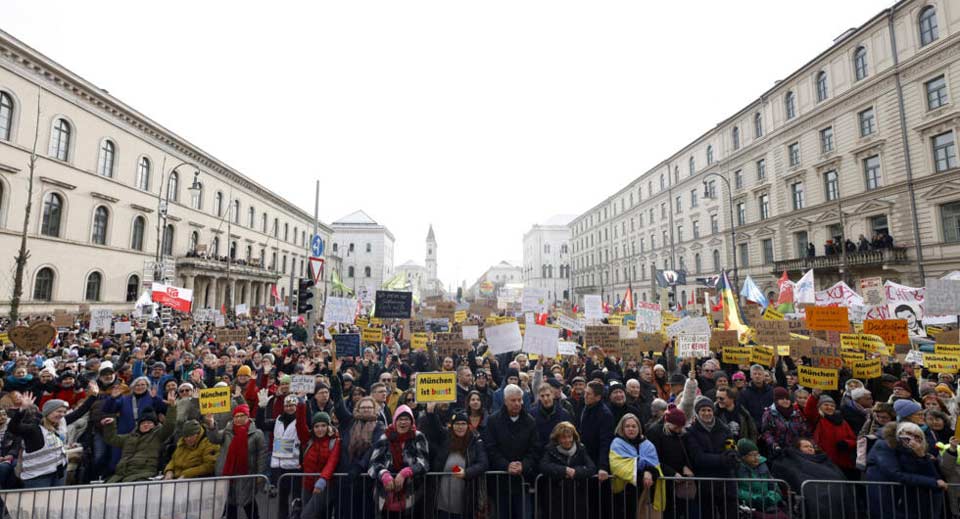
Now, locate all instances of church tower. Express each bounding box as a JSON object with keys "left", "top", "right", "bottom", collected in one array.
[{"left": 426, "top": 224, "right": 437, "bottom": 283}]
